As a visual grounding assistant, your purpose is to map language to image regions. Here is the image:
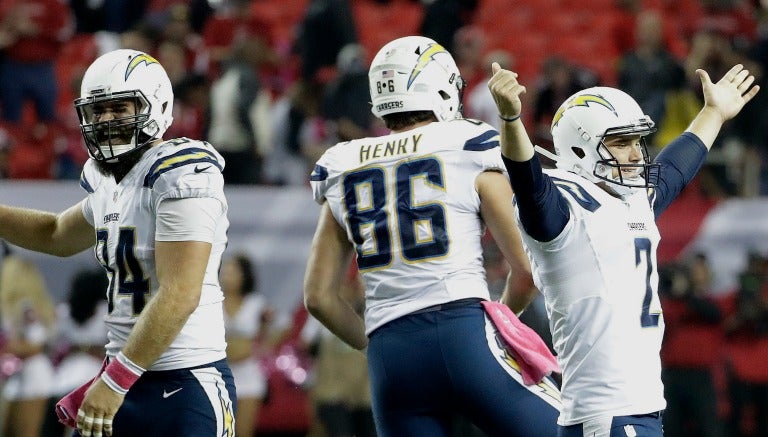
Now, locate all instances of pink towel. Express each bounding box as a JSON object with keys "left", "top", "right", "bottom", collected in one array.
[
  {"left": 481, "top": 300, "right": 560, "bottom": 385},
  {"left": 55, "top": 359, "right": 106, "bottom": 428}
]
